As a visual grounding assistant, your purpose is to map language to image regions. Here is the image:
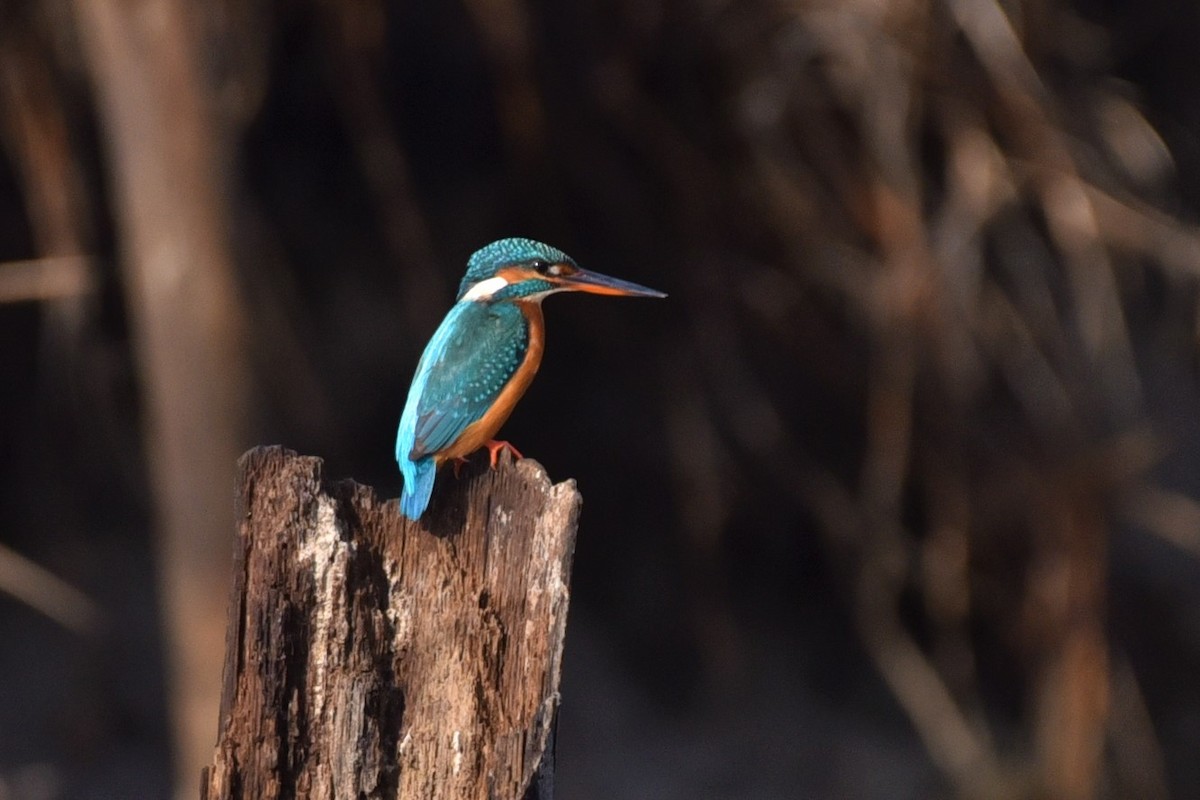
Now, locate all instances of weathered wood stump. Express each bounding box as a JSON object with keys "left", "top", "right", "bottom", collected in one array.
[{"left": 201, "top": 446, "right": 581, "bottom": 800}]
